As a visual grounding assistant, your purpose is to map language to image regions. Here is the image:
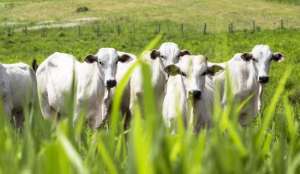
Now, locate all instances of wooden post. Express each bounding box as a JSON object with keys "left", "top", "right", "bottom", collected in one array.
[
  {"left": 23, "top": 26, "right": 28, "bottom": 35},
  {"left": 7, "top": 27, "right": 12, "bottom": 37},
  {"left": 203, "top": 23, "right": 207, "bottom": 34},
  {"left": 96, "top": 24, "right": 100, "bottom": 37},
  {"left": 117, "top": 24, "right": 121, "bottom": 35},
  {"left": 181, "top": 23, "right": 184, "bottom": 35},
  {"left": 280, "top": 19, "right": 284, "bottom": 30},
  {"left": 157, "top": 23, "right": 161, "bottom": 33},
  {"left": 228, "top": 23, "right": 234, "bottom": 33},
  {"left": 78, "top": 25, "right": 81, "bottom": 36},
  {"left": 252, "top": 20, "right": 256, "bottom": 33},
  {"left": 41, "top": 27, "right": 47, "bottom": 37}
]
